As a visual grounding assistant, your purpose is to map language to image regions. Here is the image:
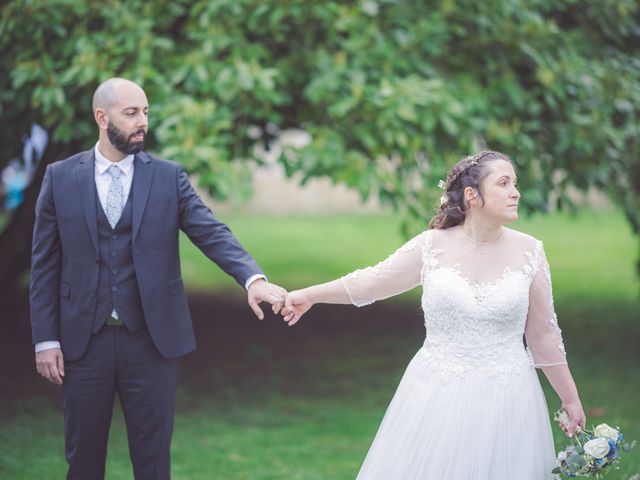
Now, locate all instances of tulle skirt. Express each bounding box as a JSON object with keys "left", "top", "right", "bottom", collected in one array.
[{"left": 356, "top": 348, "right": 558, "bottom": 480}]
